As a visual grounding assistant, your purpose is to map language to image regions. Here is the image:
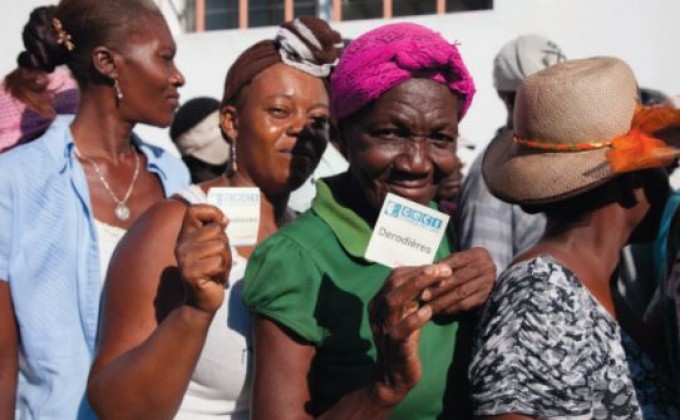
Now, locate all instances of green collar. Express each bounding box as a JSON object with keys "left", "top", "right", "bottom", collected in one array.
[{"left": 312, "top": 176, "right": 372, "bottom": 258}]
